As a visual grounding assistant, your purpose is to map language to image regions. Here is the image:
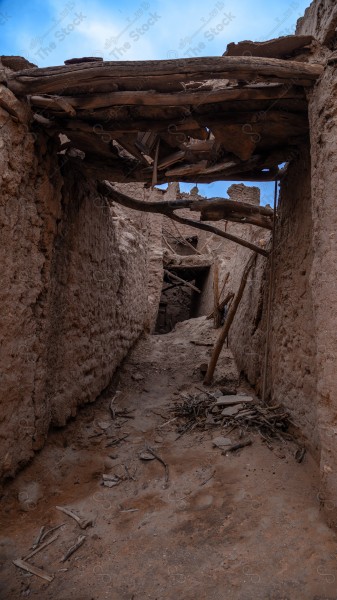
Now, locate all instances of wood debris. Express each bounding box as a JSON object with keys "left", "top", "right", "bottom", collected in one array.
[
  {"left": 24, "top": 533, "right": 59, "bottom": 561},
  {"left": 55, "top": 506, "right": 93, "bottom": 529},
  {"left": 13, "top": 559, "right": 54, "bottom": 582},
  {"left": 222, "top": 439, "right": 253, "bottom": 453},
  {"left": 4, "top": 52, "right": 322, "bottom": 185},
  {"left": 60, "top": 535, "right": 86, "bottom": 562},
  {"left": 172, "top": 390, "right": 293, "bottom": 447},
  {"left": 102, "top": 474, "right": 122, "bottom": 488},
  {"left": 143, "top": 446, "right": 169, "bottom": 485}
]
